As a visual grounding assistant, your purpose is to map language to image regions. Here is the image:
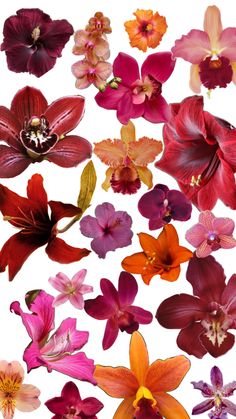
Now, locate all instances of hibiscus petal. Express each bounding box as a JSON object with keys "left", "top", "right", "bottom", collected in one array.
[
  {"left": 94, "top": 365, "right": 138, "bottom": 397},
  {"left": 154, "top": 392, "right": 189, "bottom": 419},
  {"left": 45, "top": 135, "right": 92, "bottom": 167},
  {"left": 102, "top": 317, "right": 119, "bottom": 350},
  {"left": 0, "top": 106, "right": 21, "bottom": 149},
  {"left": 46, "top": 237, "right": 90, "bottom": 263},
  {"left": 40, "top": 19, "right": 73, "bottom": 56},
  {"left": 80, "top": 215, "right": 103, "bottom": 238},
  {"left": 113, "top": 398, "right": 135, "bottom": 419},
  {"left": 192, "top": 399, "right": 214, "bottom": 415},
  {"left": 93, "top": 139, "right": 126, "bottom": 168},
  {"left": 171, "top": 29, "right": 210, "bottom": 63},
  {"left": 177, "top": 323, "right": 207, "bottom": 358},
  {"left": 95, "top": 202, "right": 115, "bottom": 226},
  {"left": 113, "top": 52, "right": 140, "bottom": 85},
  {"left": 5, "top": 45, "right": 34, "bottom": 74},
  {"left": 118, "top": 272, "right": 138, "bottom": 306},
  {"left": 143, "top": 95, "right": 171, "bottom": 123},
  {"left": 211, "top": 366, "right": 223, "bottom": 388},
  {"left": 203, "top": 6, "right": 222, "bottom": 48},
  {"left": 129, "top": 331, "right": 149, "bottom": 385},
  {"left": 49, "top": 201, "right": 81, "bottom": 223},
  {"left": 128, "top": 137, "right": 162, "bottom": 165},
  {"left": 218, "top": 28, "right": 236, "bottom": 61},
  {"left": 141, "top": 52, "right": 175, "bottom": 83},
  {"left": 27, "top": 46, "right": 57, "bottom": 77},
  {"left": 15, "top": 384, "right": 40, "bottom": 412},
  {"left": 10, "top": 86, "right": 48, "bottom": 126},
  {"left": 91, "top": 235, "right": 118, "bottom": 258},
  {"left": 0, "top": 145, "right": 30, "bottom": 178}
]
